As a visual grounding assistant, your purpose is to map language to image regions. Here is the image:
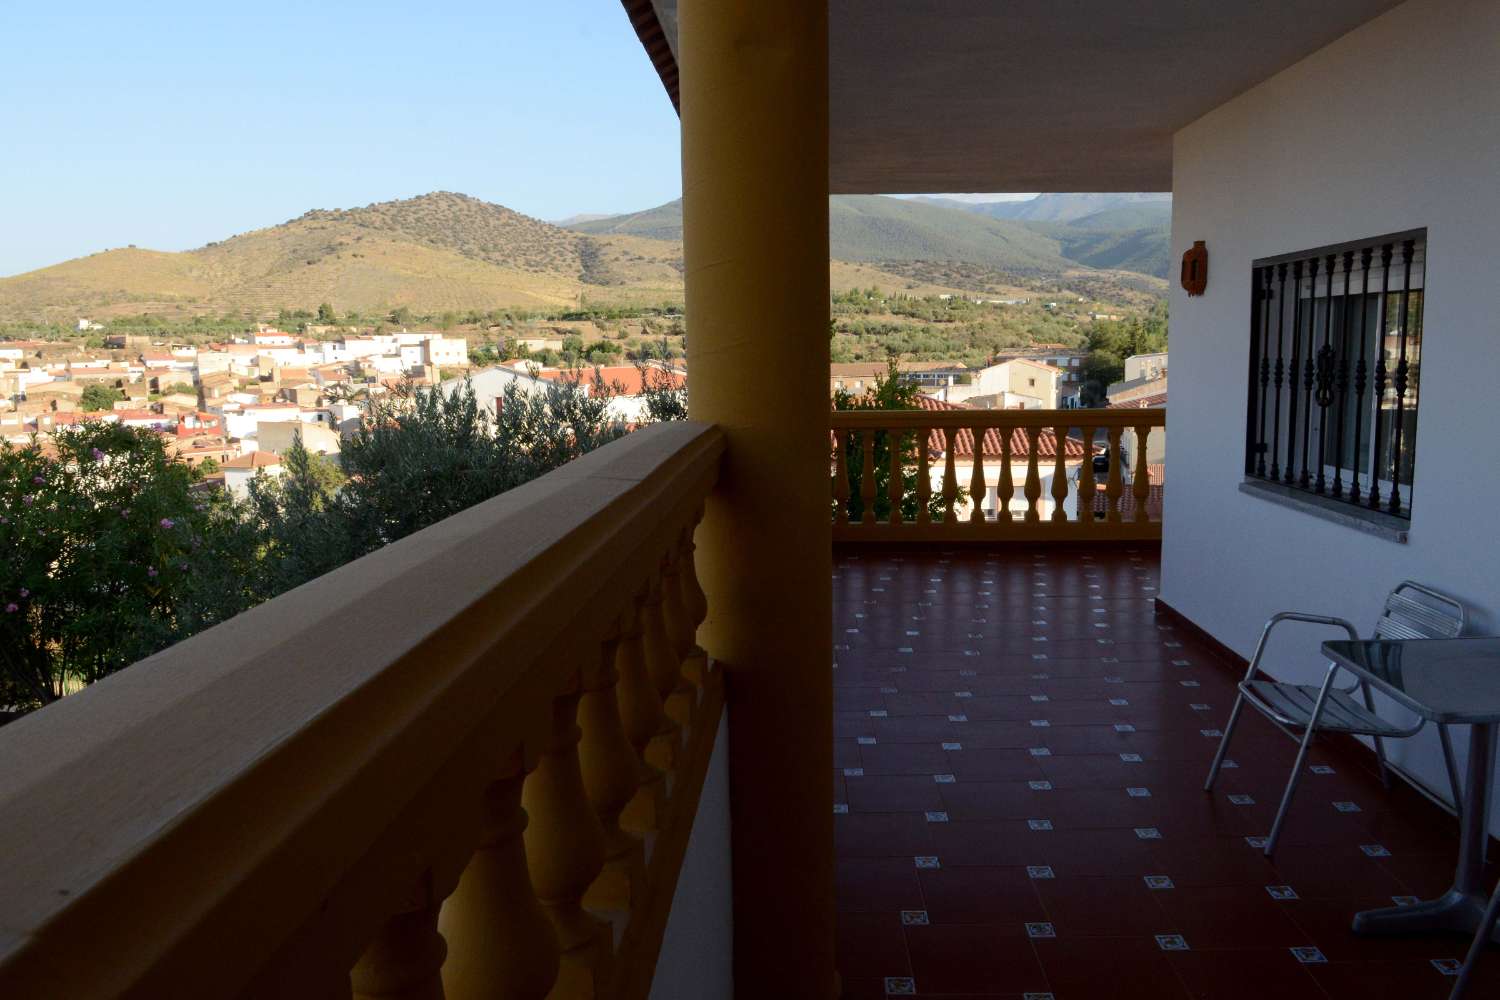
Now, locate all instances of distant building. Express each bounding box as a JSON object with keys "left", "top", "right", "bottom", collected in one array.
[
  {"left": 221, "top": 451, "right": 283, "bottom": 498},
  {"left": 1123, "top": 352, "right": 1167, "bottom": 383}
]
